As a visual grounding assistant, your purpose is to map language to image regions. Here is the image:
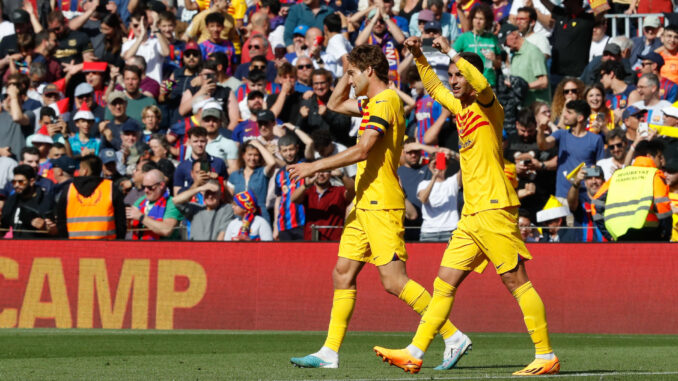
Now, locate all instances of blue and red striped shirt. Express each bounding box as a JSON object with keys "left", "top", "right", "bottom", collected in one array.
[{"left": 275, "top": 164, "right": 306, "bottom": 231}]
